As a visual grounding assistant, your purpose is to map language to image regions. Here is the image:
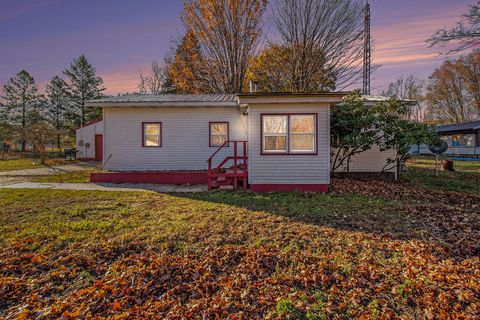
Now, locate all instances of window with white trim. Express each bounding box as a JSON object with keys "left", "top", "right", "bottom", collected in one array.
[
  {"left": 143, "top": 122, "right": 161, "bottom": 147},
  {"left": 262, "top": 114, "right": 316, "bottom": 154},
  {"left": 210, "top": 122, "right": 229, "bottom": 146}
]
